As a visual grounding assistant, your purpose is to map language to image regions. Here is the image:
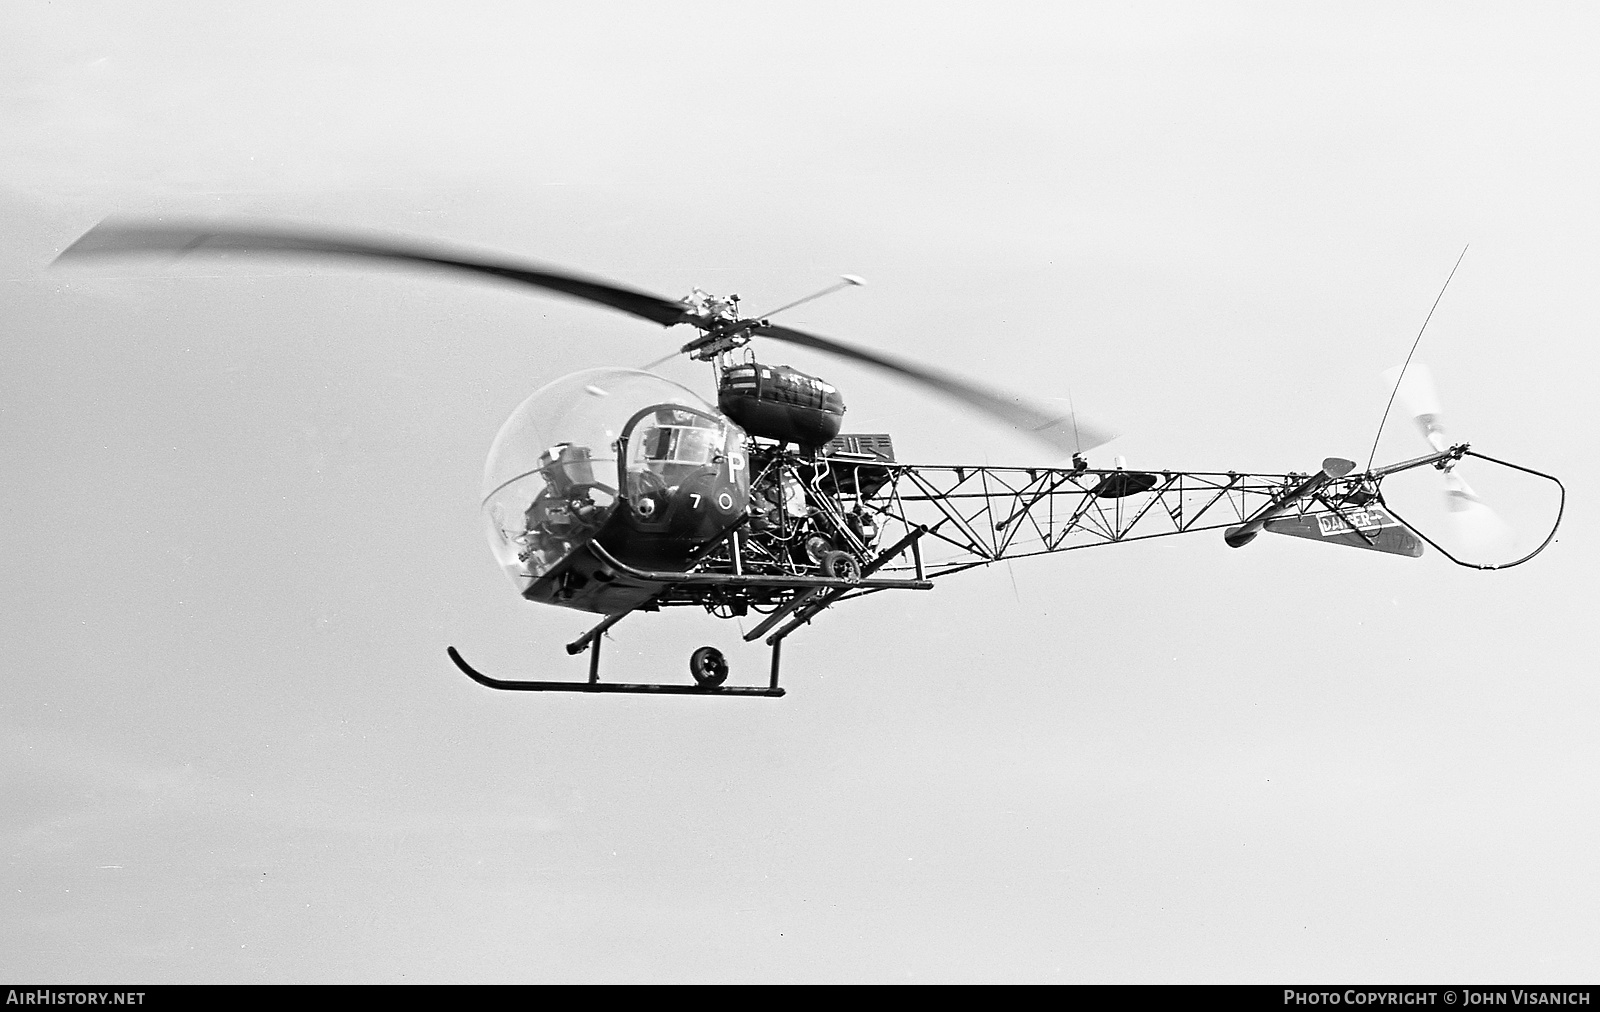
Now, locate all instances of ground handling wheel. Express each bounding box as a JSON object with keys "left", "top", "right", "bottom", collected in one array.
[
  {"left": 689, "top": 646, "right": 729, "bottom": 688},
  {"left": 821, "top": 550, "right": 861, "bottom": 582}
]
